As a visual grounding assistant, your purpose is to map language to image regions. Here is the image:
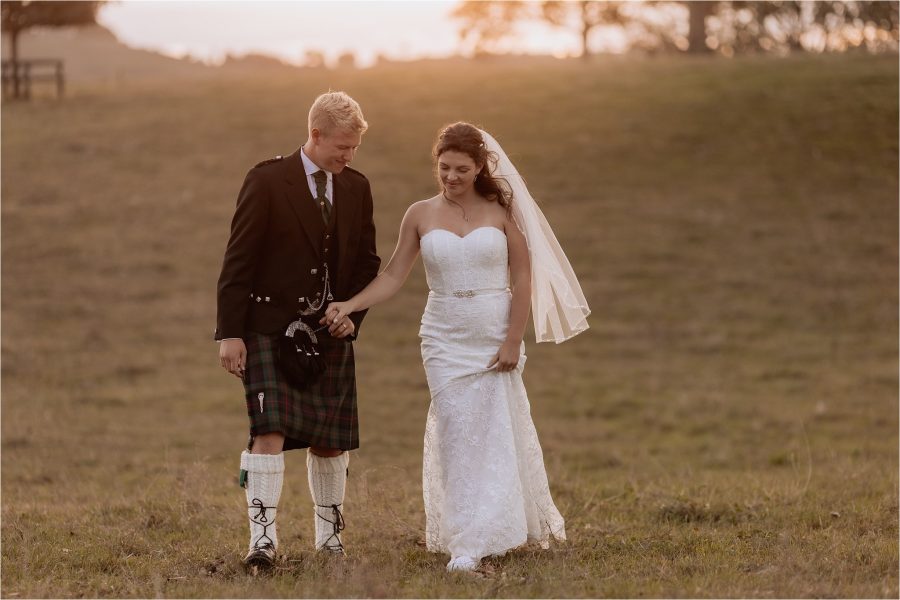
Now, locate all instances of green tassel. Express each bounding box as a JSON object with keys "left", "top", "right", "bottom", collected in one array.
[{"left": 239, "top": 469, "right": 248, "bottom": 488}]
